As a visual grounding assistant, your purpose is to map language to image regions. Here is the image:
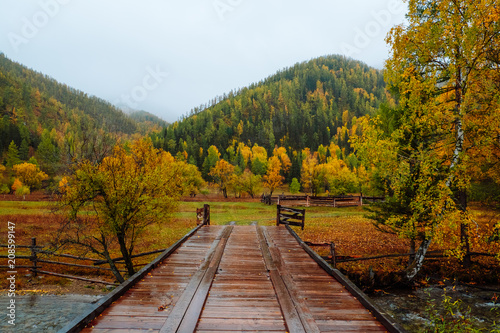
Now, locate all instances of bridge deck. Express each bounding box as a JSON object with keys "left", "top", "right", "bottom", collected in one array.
[{"left": 78, "top": 225, "right": 398, "bottom": 333}]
